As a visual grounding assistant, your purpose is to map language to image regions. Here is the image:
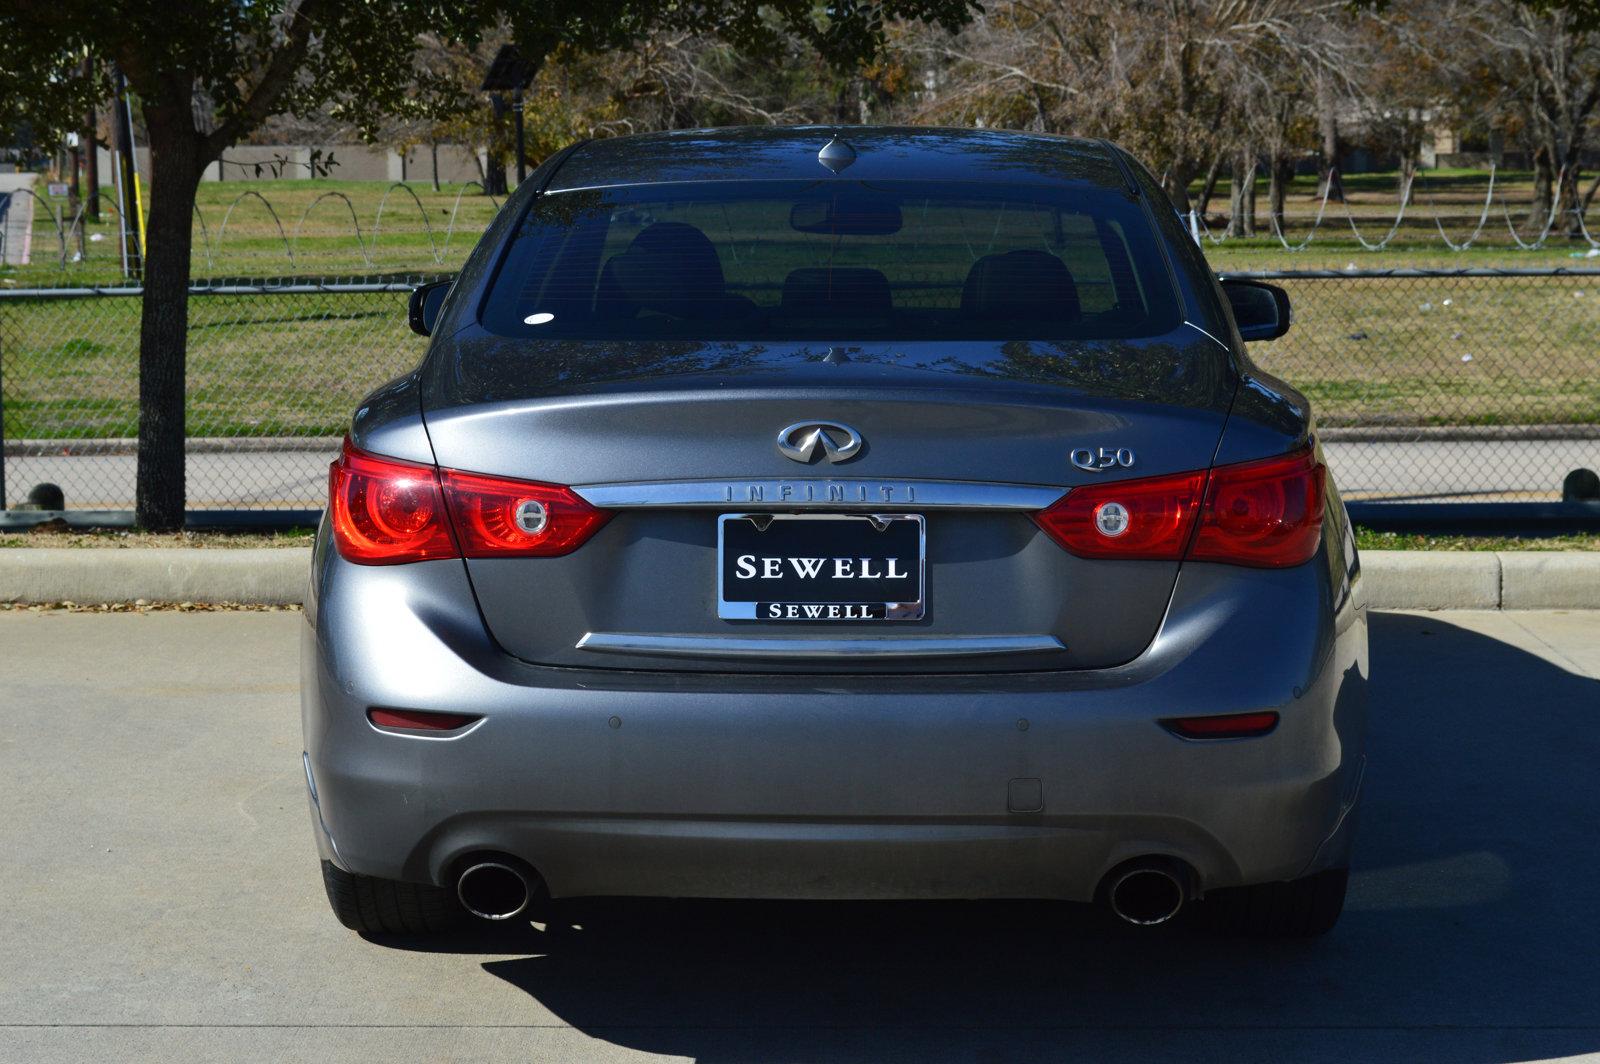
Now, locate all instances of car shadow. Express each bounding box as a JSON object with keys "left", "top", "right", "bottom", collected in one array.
[{"left": 370, "top": 611, "right": 1600, "bottom": 1062}]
